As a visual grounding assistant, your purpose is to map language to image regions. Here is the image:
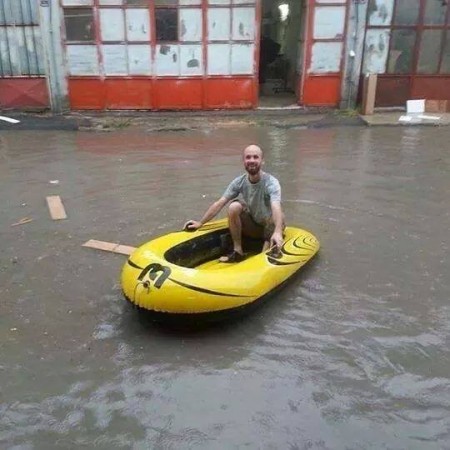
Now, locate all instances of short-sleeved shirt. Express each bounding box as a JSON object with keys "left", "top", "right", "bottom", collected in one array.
[{"left": 222, "top": 172, "right": 281, "bottom": 225}]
